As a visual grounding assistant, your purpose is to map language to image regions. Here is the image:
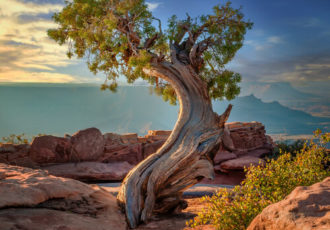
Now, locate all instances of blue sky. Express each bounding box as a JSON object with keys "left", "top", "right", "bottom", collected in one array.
[{"left": 0, "top": 0, "right": 329, "bottom": 95}]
